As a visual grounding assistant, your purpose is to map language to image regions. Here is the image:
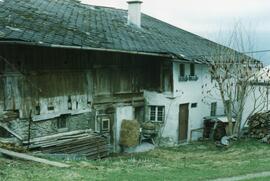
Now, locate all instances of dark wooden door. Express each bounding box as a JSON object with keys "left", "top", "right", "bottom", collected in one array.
[{"left": 179, "top": 104, "right": 189, "bottom": 142}]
